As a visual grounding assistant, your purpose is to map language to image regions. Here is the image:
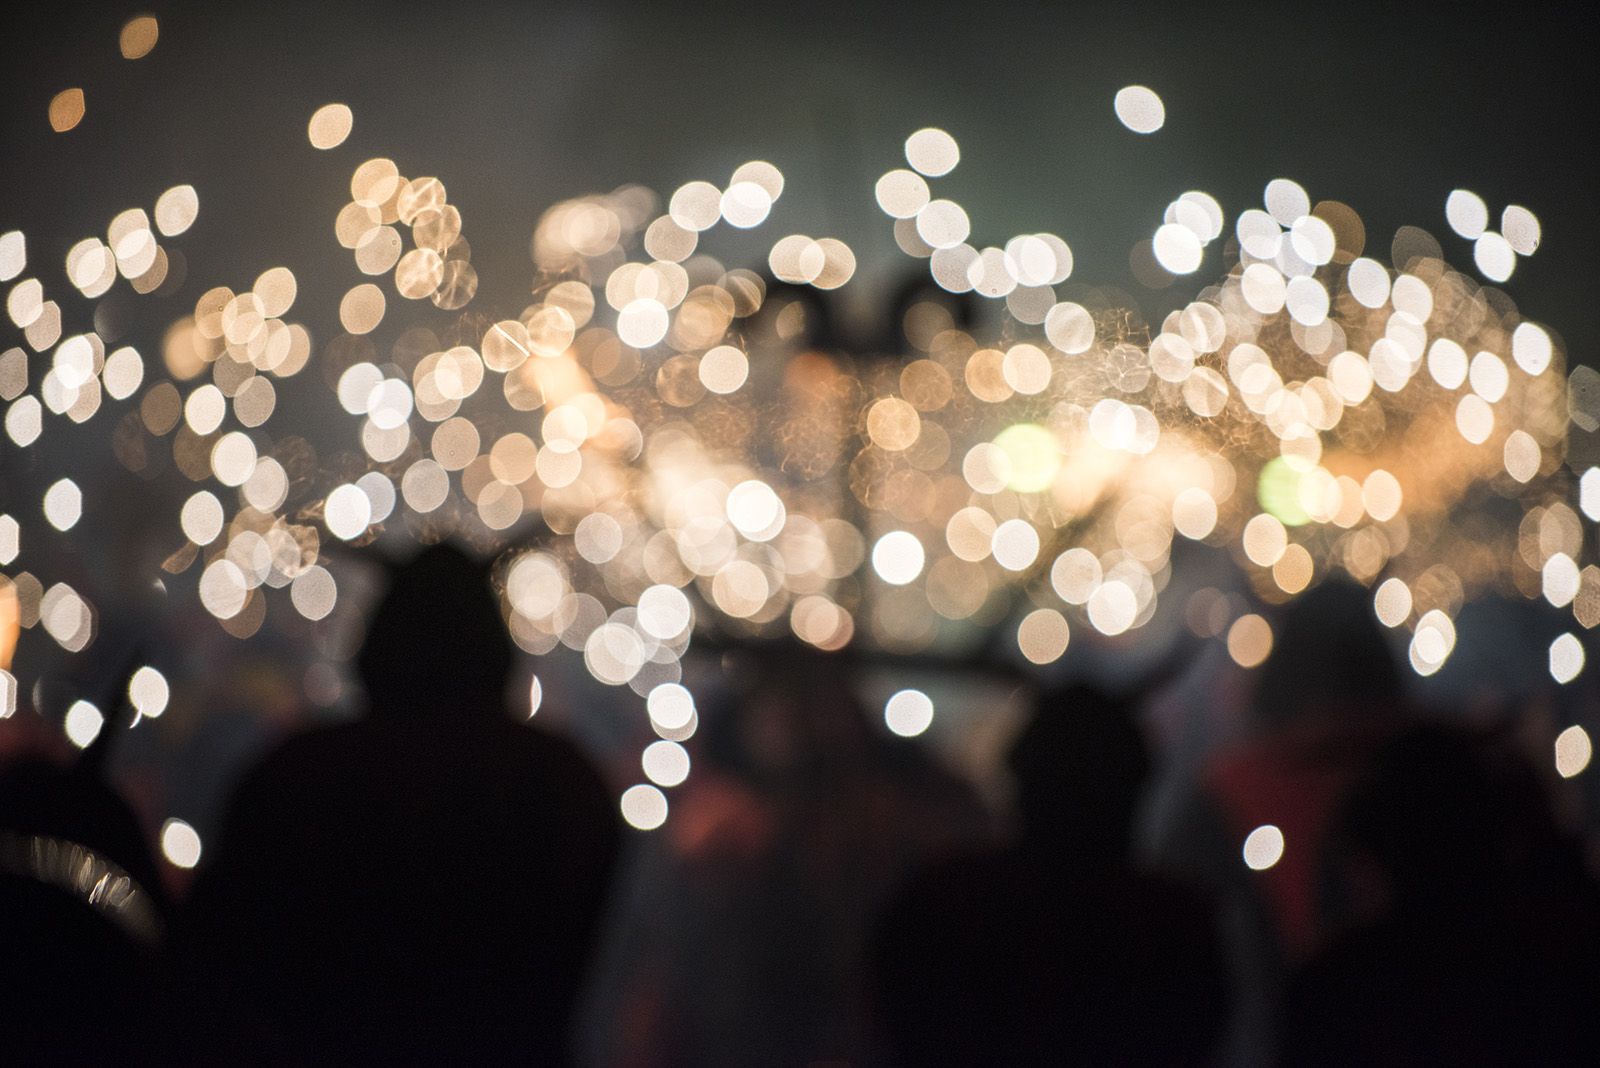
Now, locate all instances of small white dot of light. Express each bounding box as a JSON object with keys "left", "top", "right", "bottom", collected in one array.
[
  {"left": 356, "top": 471, "right": 396, "bottom": 524},
  {"left": 1086, "top": 580, "right": 1138, "bottom": 636},
  {"left": 324, "top": 484, "right": 372, "bottom": 541},
  {"left": 1445, "top": 189, "right": 1488, "bottom": 239},
  {"left": 1544, "top": 554, "right": 1580, "bottom": 608},
  {"left": 1473, "top": 231, "right": 1515, "bottom": 282},
  {"left": 617, "top": 298, "right": 669, "bottom": 348},
  {"left": 1172, "top": 487, "right": 1218, "bottom": 540},
  {"left": 991, "top": 519, "right": 1040, "bottom": 571},
  {"left": 884, "top": 689, "right": 934, "bottom": 737},
  {"left": 637, "top": 585, "right": 692, "bottom": 640},
  {"left": 872, "top": 531, "right": 925, "bottom": 586},
  {"left": 1242, "top": 825, "right": 1284, "bottom": 871},
  {"left": 128, "top": 666, "right": 168, "bottom": 718},
  {"left": 102, "top": 346, "right": 144, "bottom": 399},
  {"left": 620, "top": 784, "right": 669, "bottom": 831},
  {"left": 1511, "top": 322, "right": 1552, "bottom": 376},
  {"left": 160, "top": 819, "right": 203, "bottom": 868},
  {"left": 726, "top": 480, "right": 785, "bottom": 541},
  {"left": 875, "top": 169, "right": 931, "bottom": 218},
  {"left": 1427, "top": 339, "right": 1468, "bottom": 389},
  {"left": 1113, "top": 85, "right": 1165, "bottom": 133},
  {"left": 6, "top": 395, "right": 42, "bottom": 446},
  {"left": 185, "top": 384, "right": 226, "bottom": 434},
  {"left": 719, "top": 181, "right": 772, "bottom": 229},
  {"left": 1581, "top": 469, "right": 1600, "bottom": 523},
  {"left": 730, "top": 160, "right": 784, "bottom": 200},
  {"left": 1555, "top": 726, "right": 1593, "bottom": 779},
  {"left": 43, "top": 479, "right": 82, "bottom": 531},
  {"left": 1346, "top": 257, "right": 1391, "bottom": 309},
  {"left": 1550, "top": 634, "right": 1585, "bottom": 685},
  {"left": 915, "top": 200, "right": 971, "bottom": 250},
  {"left": 181, "top": 491, "right": 224, "bottom": 545},
  {"left": 290, "top": 566, "right": 337, "bottom": 621},
  {"left": 642, "top": 740, "right": 691, "bottom": 788},
  {"left": 1373, "top": 578, "right": 1413, "bottom": 628},
  {"left": 528, "top": 675, "right": 542, "bottom": 717},
  {"left": 698, "top": 345, "right": 749, "bottom": 394},
  {"left": 64, "top": 700, "right": 103, "bottom": 748},
  {"left": 0, "top": 231, "right": 24, "bottom": 281},
  {"left": 0, "top": 514, "right": 17, "bottom": 565},
  {"left": 336, "top": 363, "right": 383, "bottom": 415},
  {"left": 1501, "top": 205, "right": 1541, "bottom": 255},
  {"left": 647, "top": 683, "right": 695, "bottom": 731},
  {"left": 904, "top": 127, "right": 960, "bottom": 176},
  {"left": 210, "top": 431, "right": 258, "bottom": 487},
  {"left": 1263, "top": 179, "right": 1310, "bottom": 226},
  {"left": 1152, "top": 223, "right": 1203, "bottom": 274}
]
